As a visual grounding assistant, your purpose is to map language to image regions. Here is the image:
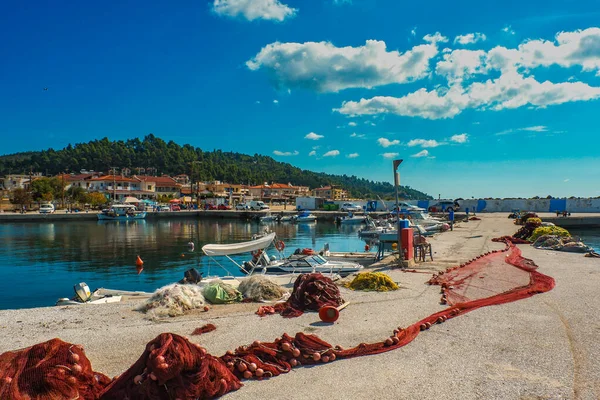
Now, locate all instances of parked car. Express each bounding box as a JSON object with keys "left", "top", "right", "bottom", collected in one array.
[
  {"left": 205, "top": 203, "right": 217, "bottom": 210},
  {"left": 340, "top": 203, "right": 362, "bottom": 212},
  {"left": 249, "top": 201, "right": 270, "bottom": 211},
  {"left": 158, "top": 205, "right": 170, "bottom": 212},
  {"left": 218, "top": 204, "right": 232, "bottom": 210},
  {"left": 39, "top": 203, "right": 55, "bottom": 214},
  {"left": 428, "top": 201, "right": 460, "bottom": 212},
  {"left": 235, "top": 203, "right": 250, "bottom": 210},
  {"left": 392, "top": 202, "right": 425, "bottom": 213},
  {"left": 171, "top": 205, "right": 181, "bottom": 211}
]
